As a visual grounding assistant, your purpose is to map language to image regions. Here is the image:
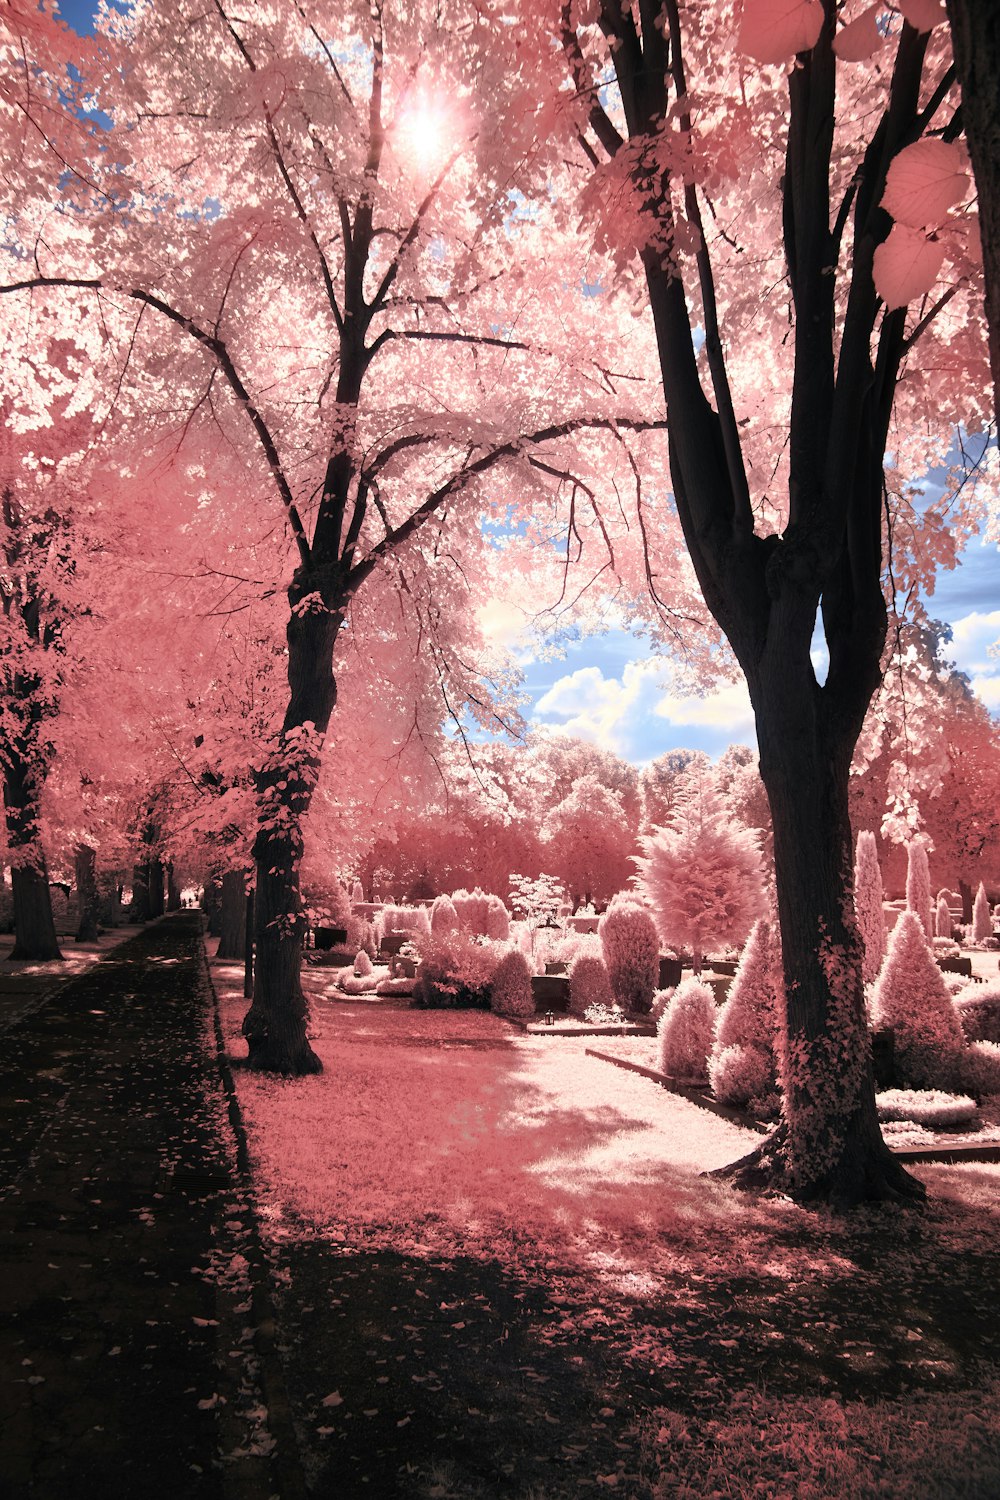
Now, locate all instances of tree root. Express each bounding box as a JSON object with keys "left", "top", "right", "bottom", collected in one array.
[{"left": 707, "top": 1127, "right": 927, "bottom": 1207}]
